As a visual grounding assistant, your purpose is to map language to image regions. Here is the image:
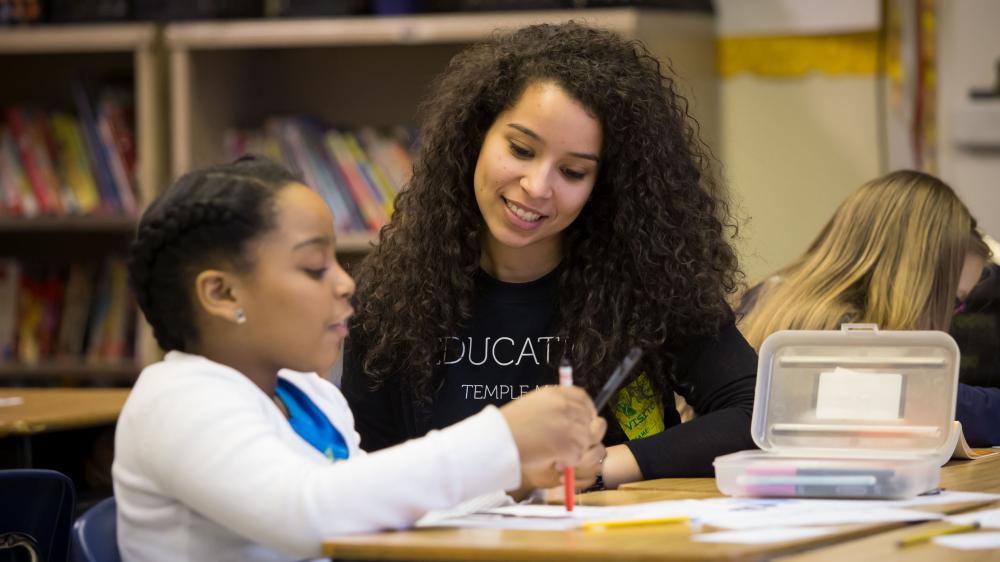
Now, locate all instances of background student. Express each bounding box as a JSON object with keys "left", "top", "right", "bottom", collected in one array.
[
  {"left": 115, "top": 156, "right": 605, "bottom": 562},
  {"left": 342, "top": 22, "right": 758, "bottom": 490},
  {"left": 738, "top": 169, "right": 999, "bottom": 447}
]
